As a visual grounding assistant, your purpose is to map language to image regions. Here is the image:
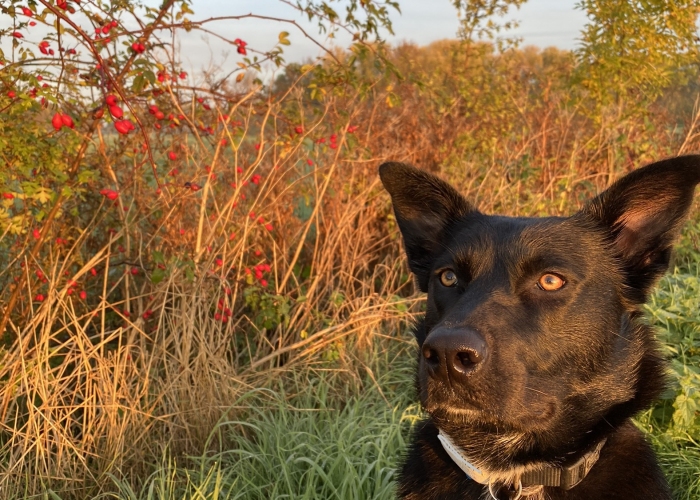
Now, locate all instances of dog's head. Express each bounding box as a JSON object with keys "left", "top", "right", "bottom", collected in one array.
[{"left": 380, "top": 156, "right": 700, "bottom": 467}]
